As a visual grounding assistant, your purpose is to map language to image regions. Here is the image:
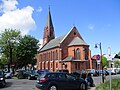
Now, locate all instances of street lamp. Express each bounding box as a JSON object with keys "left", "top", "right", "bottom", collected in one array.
[{"left": 95, "top": 42, "right": 104, "bottom": 83}]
